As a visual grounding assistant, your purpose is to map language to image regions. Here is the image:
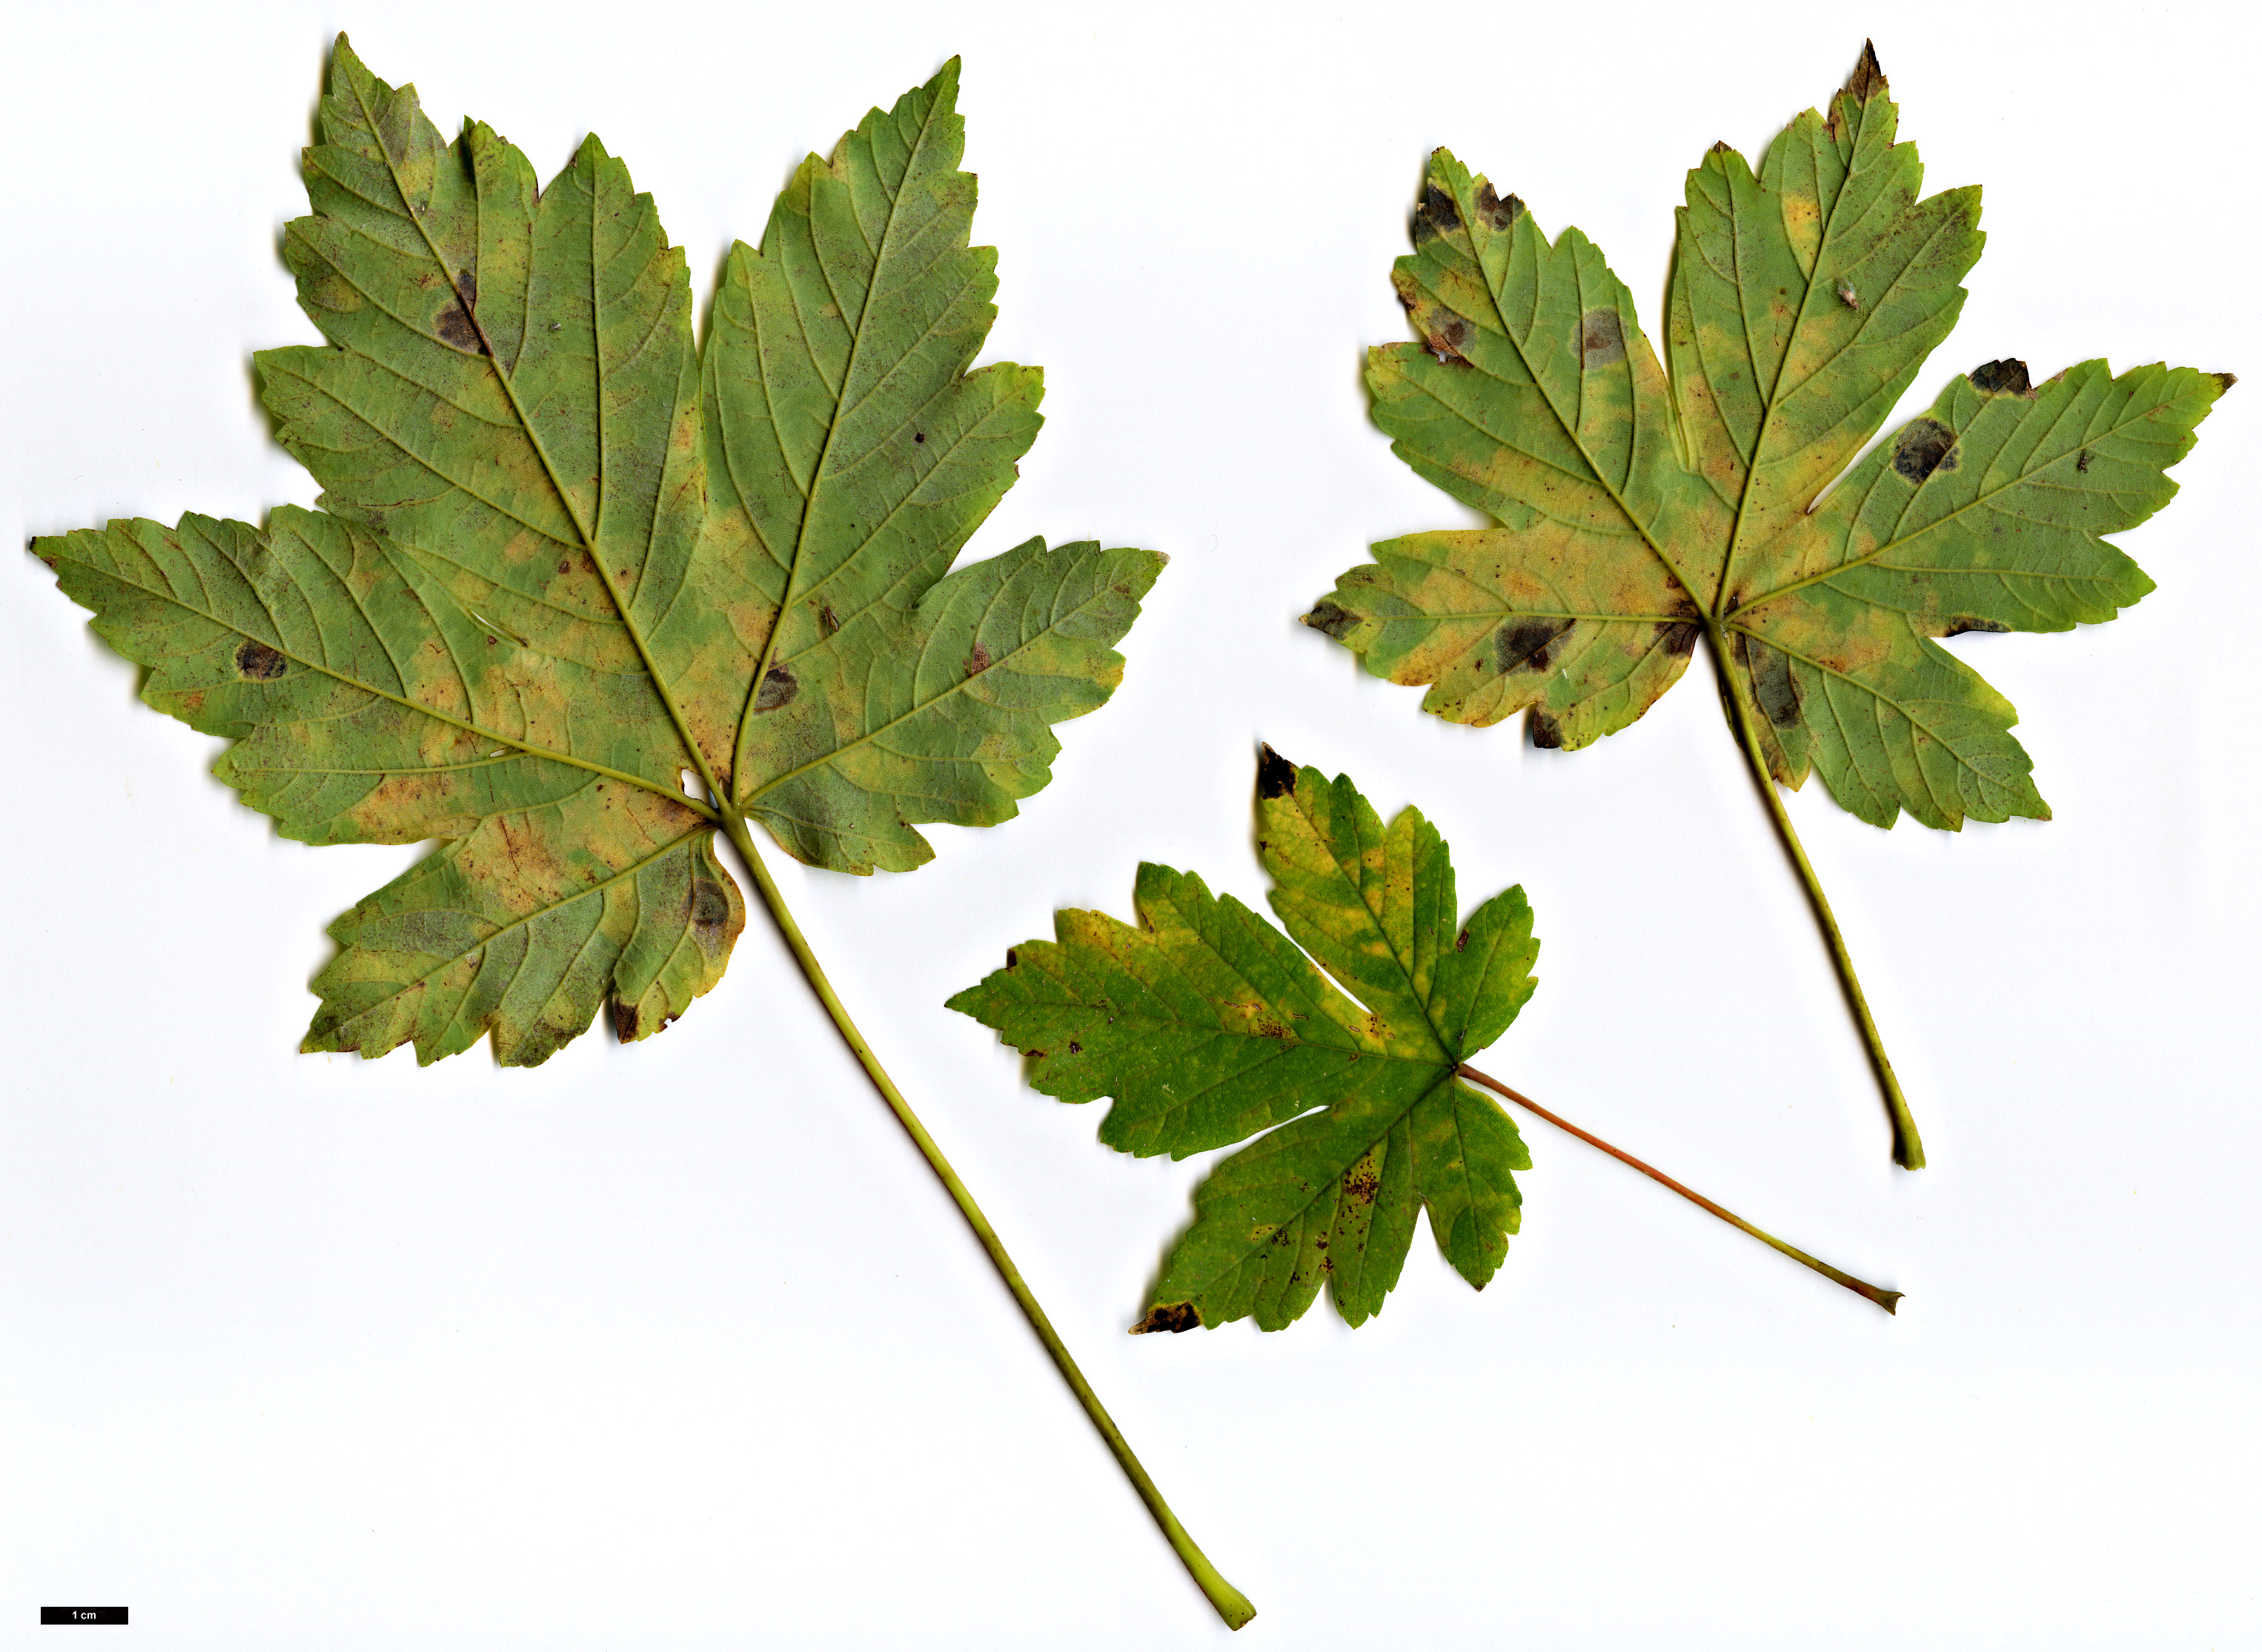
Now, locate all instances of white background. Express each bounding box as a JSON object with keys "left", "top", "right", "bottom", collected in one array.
[{"left": 3, "top": 1, "right": 2256, "bottom": 1646}]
